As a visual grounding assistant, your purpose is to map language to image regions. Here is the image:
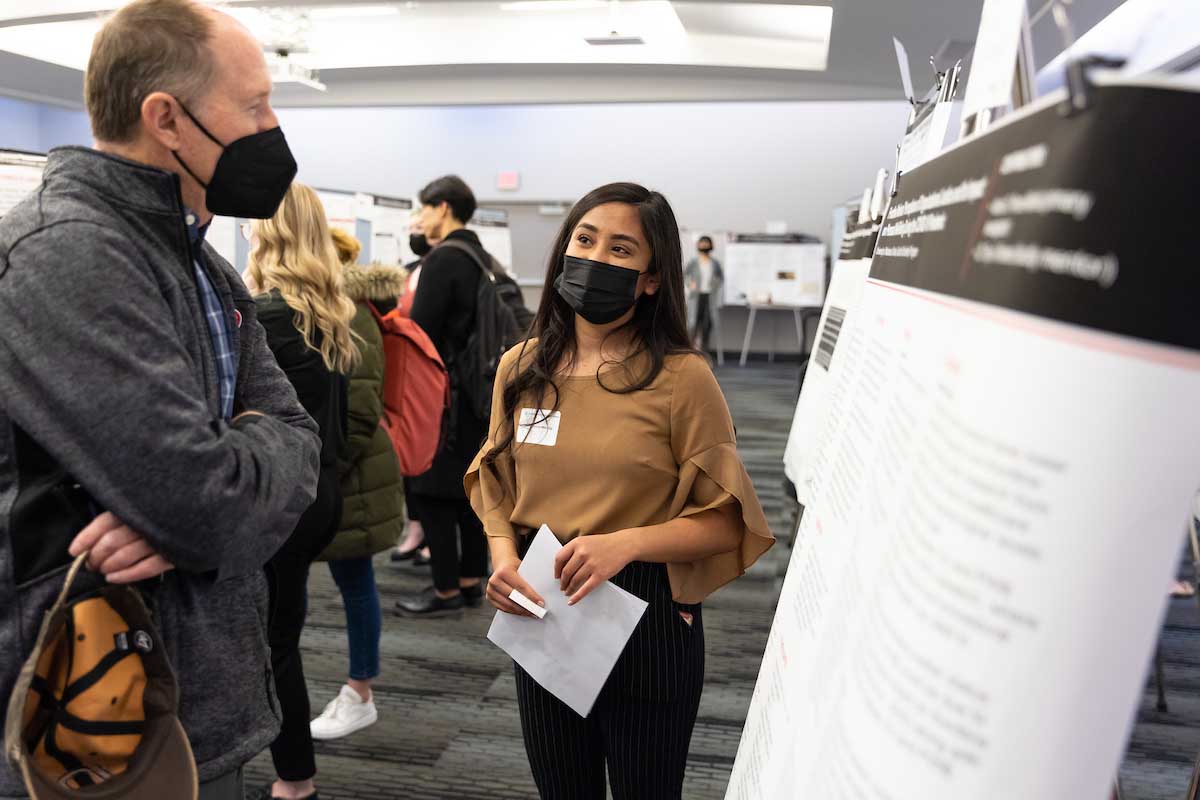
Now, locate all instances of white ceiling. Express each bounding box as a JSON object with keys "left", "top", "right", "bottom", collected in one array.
[{"left": 0, "top": 0, "right": 1126, "bottom": 108}]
